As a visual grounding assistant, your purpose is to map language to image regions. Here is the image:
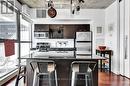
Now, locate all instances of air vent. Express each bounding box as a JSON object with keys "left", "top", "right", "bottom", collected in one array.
[
  {"left": 36, "top": 9, "right": 46, "bottom": 18},
  {"left": 55, "top": 4, "right": 70, "bottom": 9}
]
